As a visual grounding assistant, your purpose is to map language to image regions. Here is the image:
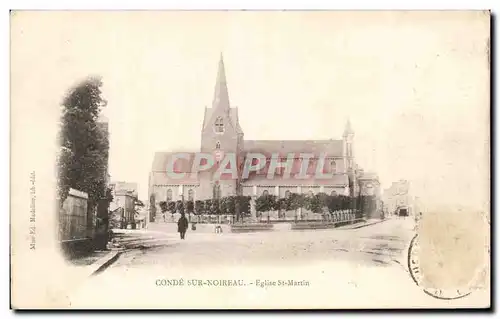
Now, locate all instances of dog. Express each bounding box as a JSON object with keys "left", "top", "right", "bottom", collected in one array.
[{"left": 214, "top": 225, "right": 223, "bottom": 234}]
